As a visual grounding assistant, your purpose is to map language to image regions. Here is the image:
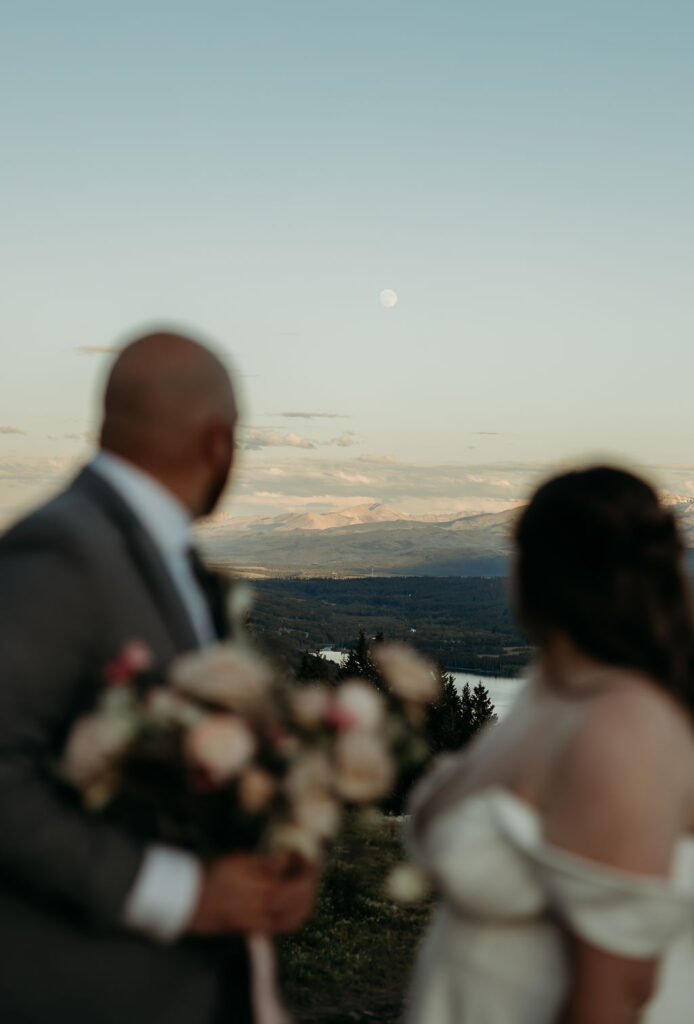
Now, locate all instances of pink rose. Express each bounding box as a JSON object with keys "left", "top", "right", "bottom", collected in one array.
[
  {"left": 323, "top": 701, "right": 359, "bottom": 732},
  {"left": 238, "top": 767, "right": 277, "bottom": 814},
  {"left": 184, "top": 714, "right": 257, "bottom": 785},
  {"left": 289, "top": 684, "right": 331, "bottom": 730},
  {"left": 334, "top": 730, "right": 395, "bottom": 803},
  {"left": 171, "top": 643, "right": 274, "bottom": 714},
  {"left": 333, "top": 679, "right": 385, "bottom": 732},
  {"left": 371, "top": 643, "right": 440, "bottom": 704}
]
